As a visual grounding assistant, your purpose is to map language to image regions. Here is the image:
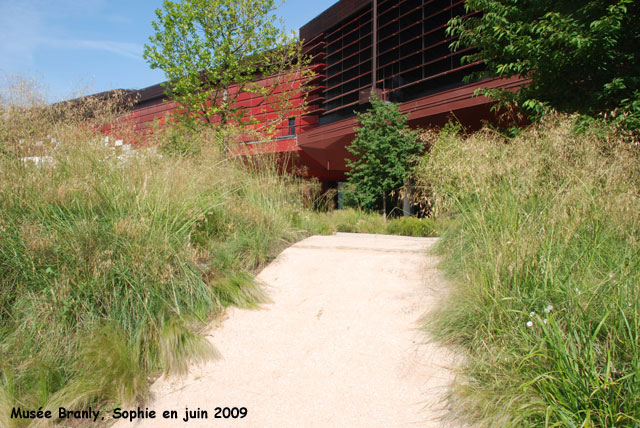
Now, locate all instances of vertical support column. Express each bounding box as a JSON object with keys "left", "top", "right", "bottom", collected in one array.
[{"left": 372, "top": 0, "right": 377, "bottom": 94}]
